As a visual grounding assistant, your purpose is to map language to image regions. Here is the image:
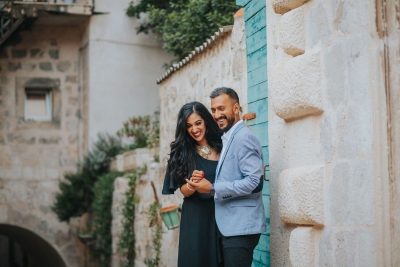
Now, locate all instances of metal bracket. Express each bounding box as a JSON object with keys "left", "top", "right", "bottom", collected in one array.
[
  {"left": 263, "top": 164, "right": 269, "bottom": 181},
  {"left": 242, "top": 113, "right": 256, "bottom": 126}
]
